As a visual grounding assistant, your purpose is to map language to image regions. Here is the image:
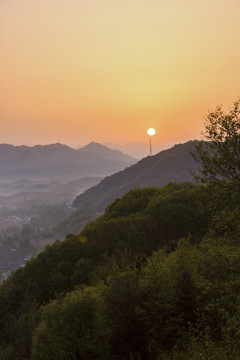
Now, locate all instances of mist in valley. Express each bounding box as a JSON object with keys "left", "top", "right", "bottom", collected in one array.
[{"left": 0, "top": 142, "right": 137, "bottom": 281}]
